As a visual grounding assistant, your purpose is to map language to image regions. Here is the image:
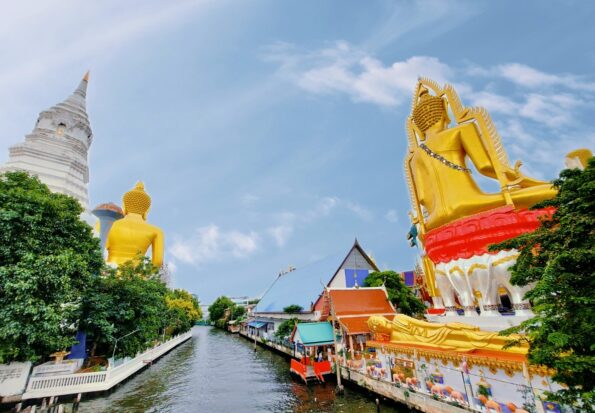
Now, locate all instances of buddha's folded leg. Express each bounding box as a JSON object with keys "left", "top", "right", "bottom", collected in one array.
[{"left": 510, "top": 184, "right": 557, "bottom": 209}]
